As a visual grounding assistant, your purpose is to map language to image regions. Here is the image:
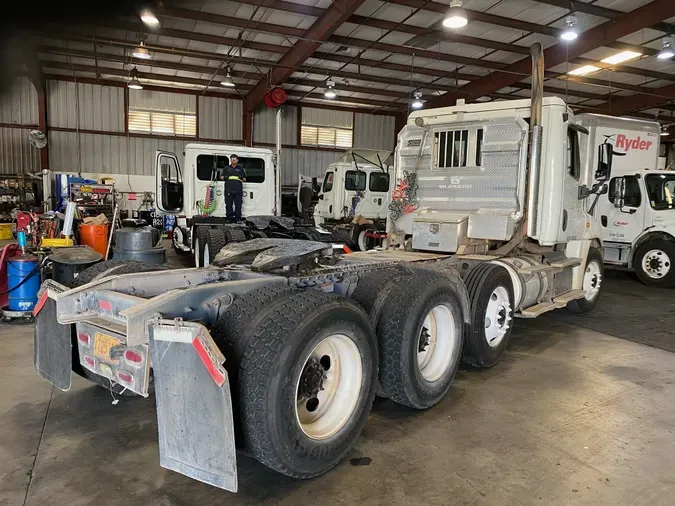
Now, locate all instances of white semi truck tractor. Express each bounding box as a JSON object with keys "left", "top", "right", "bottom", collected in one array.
[
  {"left": 311, "top": 148, "right": 393, "bottom": 250},
  {"left": 577, "top": 114, "right": 675, "bottom": 286},
  {"left": 34, "top": 44, "right": 613, "bottom": 493}
]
